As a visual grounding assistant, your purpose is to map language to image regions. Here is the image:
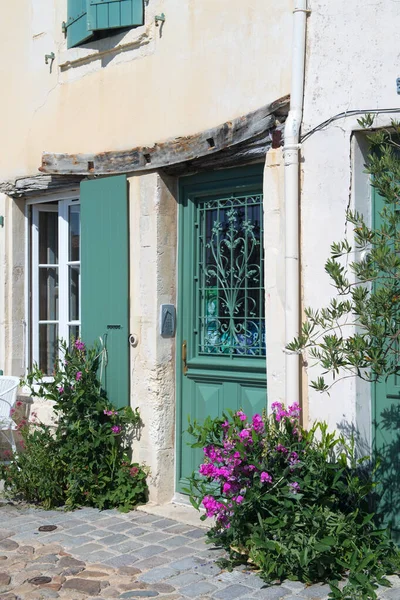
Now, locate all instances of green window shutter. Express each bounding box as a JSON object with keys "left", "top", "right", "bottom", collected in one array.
[
  {"left": 80, "top": 175, "right": 130, "bottom": 408},
  {"left": 66, "top": 0, "right": 94, "bottom": 48},
  {"left": 88, "top": 0, "right": 143, "bottom": 31}
]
